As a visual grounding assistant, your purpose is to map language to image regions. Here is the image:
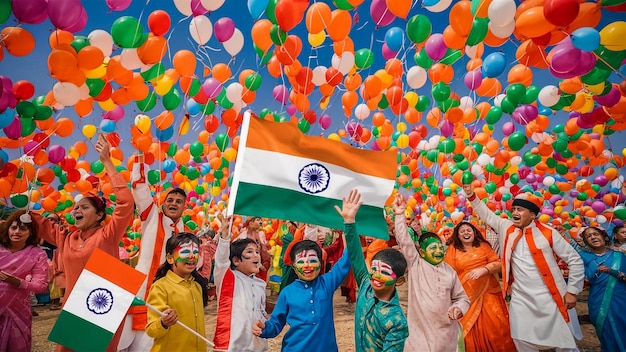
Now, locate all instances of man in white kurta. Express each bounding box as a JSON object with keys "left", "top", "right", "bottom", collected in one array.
[
  {"left": 118, "top": 155, "right": 187, "bottom": 352},
  {"left": 394, "top": 195, "right": 470, "bottom": 351},
  {"left": 463, "top": 185, "right": 584, "bottom": 351}
]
